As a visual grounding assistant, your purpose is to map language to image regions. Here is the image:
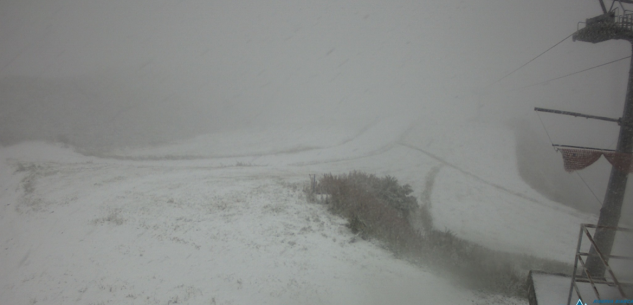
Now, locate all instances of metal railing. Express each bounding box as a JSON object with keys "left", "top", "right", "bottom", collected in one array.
[
  {"left": 576, "top": 8, "right": 633, "bottom": 32},
  {"left": 616, "top": 13, "right": 633, "bottom": 31},
  {"left": 567, "top": 224, "right": 632, "bottom": 305},
  {"left": 577, "top": 9, "right": 616, "bottom": 31}
]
